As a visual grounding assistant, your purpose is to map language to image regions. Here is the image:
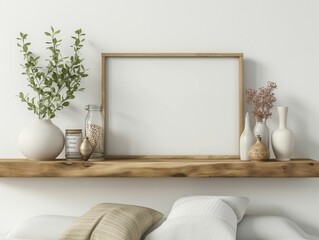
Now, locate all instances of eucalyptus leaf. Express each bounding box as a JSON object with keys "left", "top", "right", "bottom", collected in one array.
[{"left": 17, "top": 27, "right": 88, "bottom": 119}]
